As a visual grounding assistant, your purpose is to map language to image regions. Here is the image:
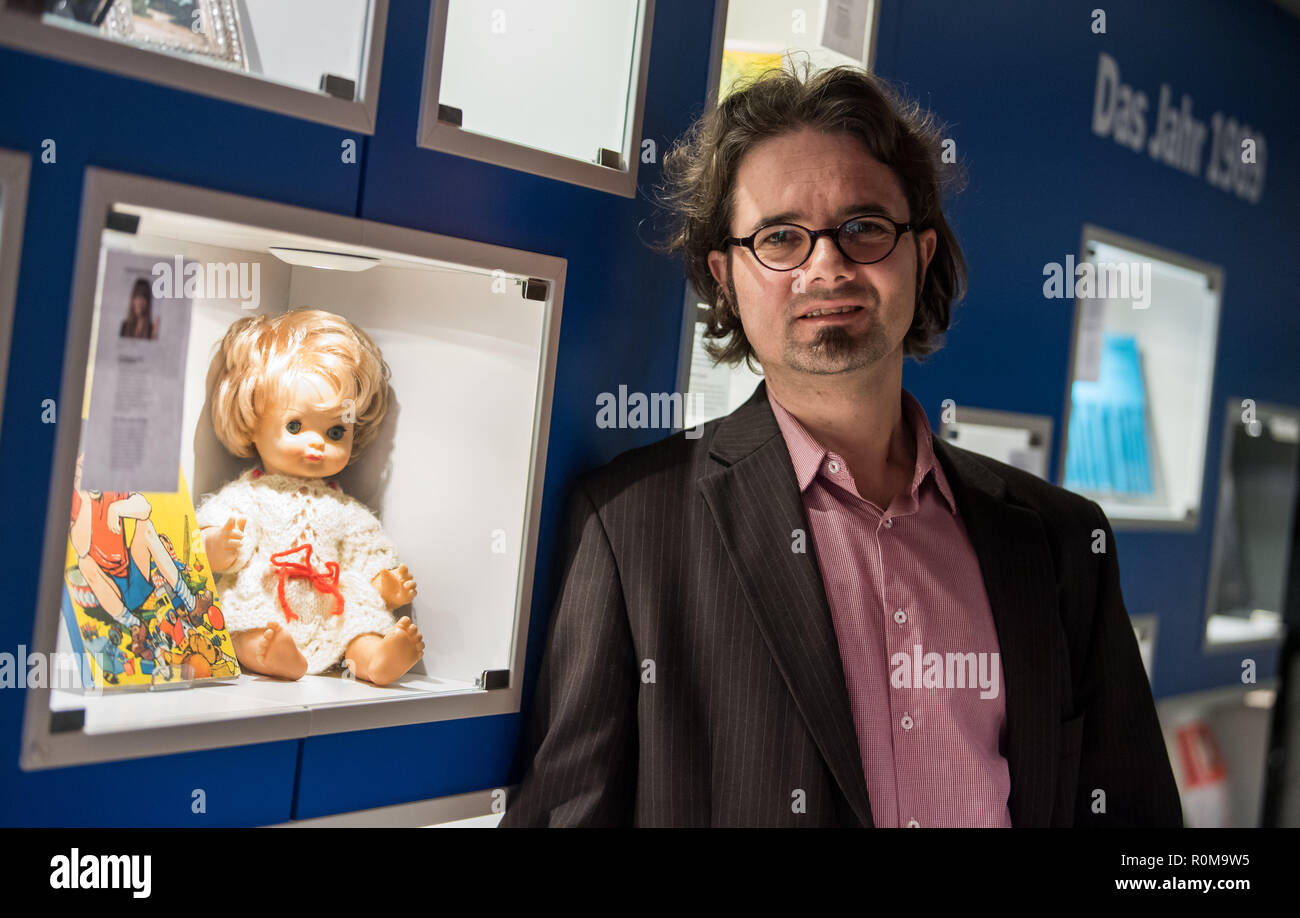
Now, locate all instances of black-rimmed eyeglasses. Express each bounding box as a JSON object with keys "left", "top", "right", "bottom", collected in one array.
[{"left": 723, "top": 214, "right": 913, "bottom": 272}]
